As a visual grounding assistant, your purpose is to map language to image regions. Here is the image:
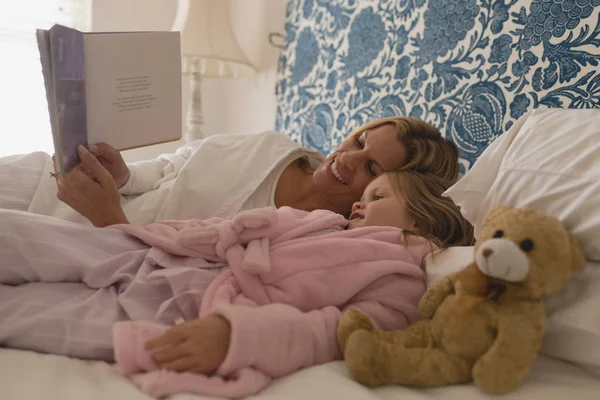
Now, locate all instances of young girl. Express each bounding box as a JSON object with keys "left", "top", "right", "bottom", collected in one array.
[{"left": 0, "top": 170, "right": 472, "bottom": 398}]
